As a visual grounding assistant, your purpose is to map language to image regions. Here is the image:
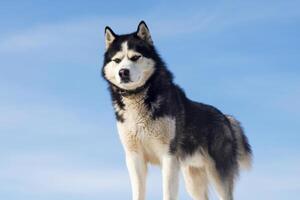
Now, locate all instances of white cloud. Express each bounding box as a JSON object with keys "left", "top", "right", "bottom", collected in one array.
[
  {"left": 0, "top": 82, "right": 113, "bottom": 137},
  {"left": 236, "top": 161, "right": 300, "bottom": 199},
  {"left": 0, "top": 17, "right": 103, "bottom": 53},
  {"left": 0, "top": 153, "right": 167, "bottom": 198},
  {"left": 0, "top": 102, "right": 103, "bottom": 136},
  {"left": 1, "top": 150, "right": 300, "bottom": 200},
  {"left": 0, "top": 153, "right": 129, "bottom": 195},
  {"left": 0, "top": 16, "right": 147, "bottom": 54},
  {"left": 1, "top": 1, "right": 299, "bottom": 54}
]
